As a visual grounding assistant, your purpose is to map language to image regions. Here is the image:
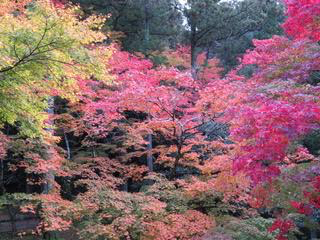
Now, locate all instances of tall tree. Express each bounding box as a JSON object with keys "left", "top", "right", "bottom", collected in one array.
[
  {"left": 70, "top": 0, "right": 184, "bottom": 53},
  {"left": 211, "top": 0, "right": 285, "bottom": 73}
]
